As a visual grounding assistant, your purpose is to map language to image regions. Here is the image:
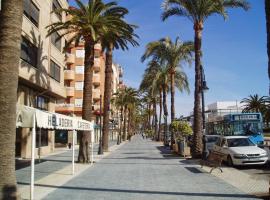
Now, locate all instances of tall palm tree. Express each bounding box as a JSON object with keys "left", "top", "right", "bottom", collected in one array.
[
  {"left": 0, "top": 0, "right": 23, "bottom": 198},
  {"left": 142, "top": 37, "right": 193, "bottom": 148},
  {"left": 241, "top": 94, "right": 269, "bottom": 113},
  {"left": 266, "top": 0, "right": 270, "bottom": 95},
  {"left": 47, "top": 0, "right": 130, "bottom": 162},
  {"left": 101, "top": 13, "right": 138, "bottom": 152},
  {"left": 162, "top": 0, "right": 249, "bottom": 157}
]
